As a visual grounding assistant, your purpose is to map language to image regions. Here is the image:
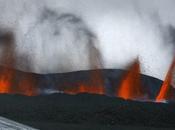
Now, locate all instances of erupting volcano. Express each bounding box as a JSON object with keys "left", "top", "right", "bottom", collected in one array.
[
  {"left": 0, "top": 31, "right": 174, "bottom": 102},
  {"left": 0, "top": 54, "right": 174, "bottom": 102},
  {"left": 116, "top": 59, "right": 144, "bottom": 100},
  {"left": 156, "top": 57, "right": 175, "bottom": 102}
]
